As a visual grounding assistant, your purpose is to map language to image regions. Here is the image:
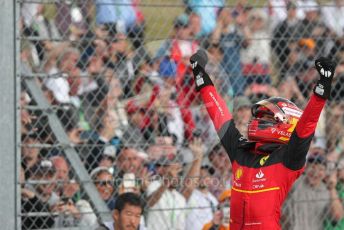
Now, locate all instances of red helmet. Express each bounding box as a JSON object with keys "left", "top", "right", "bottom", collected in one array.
[{"left": 247, "top": 97, "right": 303, "bottom": 144}]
